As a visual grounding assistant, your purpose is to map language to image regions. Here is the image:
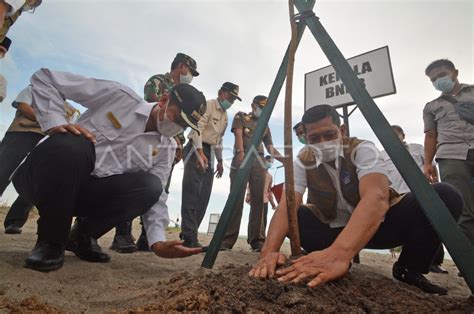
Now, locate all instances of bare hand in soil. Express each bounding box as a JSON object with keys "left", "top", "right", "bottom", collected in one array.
[
  {"left": 248, "top": 252, "right": 287, "bottom": 279},
  {"left": 276, "top": 249, "right": 351, "bottom": 288},
  {"left": 151, "top": 240, "right": 202, "bottom": 258}
]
